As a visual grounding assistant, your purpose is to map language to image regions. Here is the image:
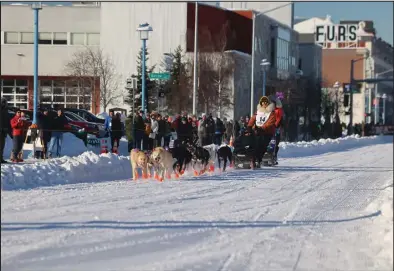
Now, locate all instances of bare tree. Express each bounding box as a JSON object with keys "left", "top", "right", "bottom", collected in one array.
[
  {"left": 197, "top": 21, "right": 235, "bottom": 117},
  {"left": 64, "top": 50, "right": 92, "bottom": 109},
  {"left": 64, "top": 47, "right": 121, "bottom": 112}
]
